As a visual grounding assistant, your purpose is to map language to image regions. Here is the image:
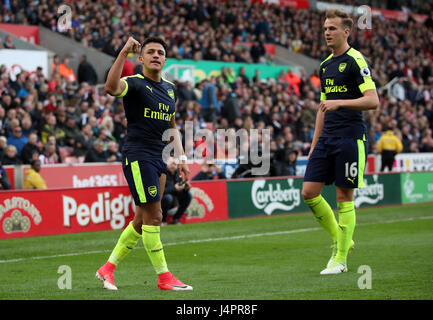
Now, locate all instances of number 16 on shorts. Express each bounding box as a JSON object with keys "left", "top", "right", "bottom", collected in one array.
[{"left": 345, "top": 162, "right": 358, "bottom": 185}]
